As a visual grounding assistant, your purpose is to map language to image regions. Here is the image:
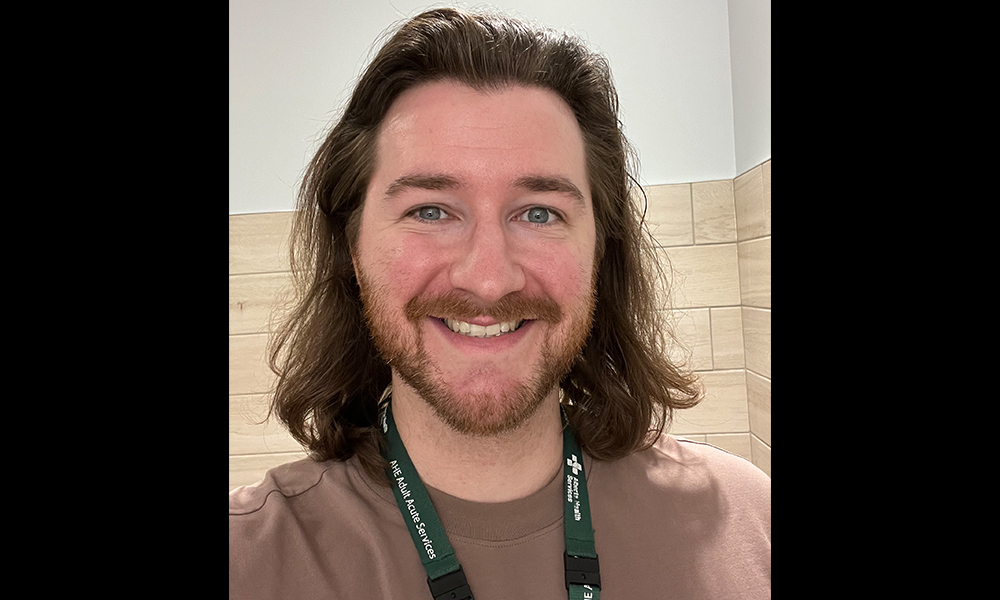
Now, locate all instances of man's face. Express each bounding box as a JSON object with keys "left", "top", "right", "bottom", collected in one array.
[{"left": 353, "top": 80, "right": 598, "bottom": 436}]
